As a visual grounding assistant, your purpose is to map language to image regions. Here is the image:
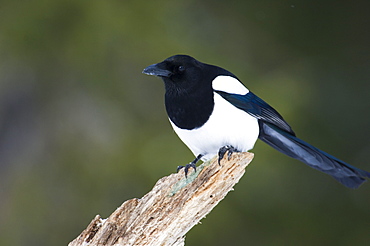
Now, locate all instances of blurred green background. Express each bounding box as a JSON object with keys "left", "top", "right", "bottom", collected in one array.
[{"left": 0, "top": 0, "right": 369, "bottom": 245}]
